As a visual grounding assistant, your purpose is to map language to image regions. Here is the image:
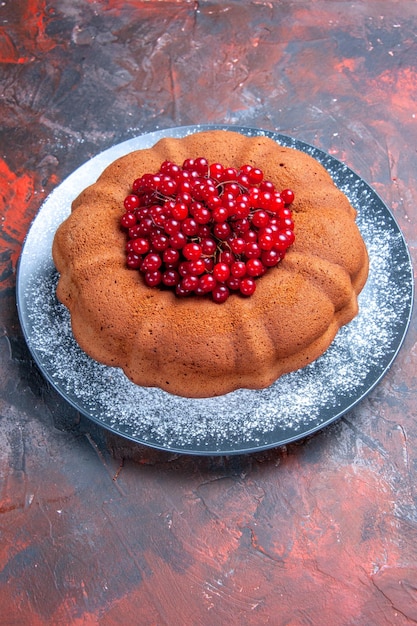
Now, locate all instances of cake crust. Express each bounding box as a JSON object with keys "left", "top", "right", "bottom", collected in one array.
[{"left": 52, "top": 130, "right": 369, "bottom": 397}]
